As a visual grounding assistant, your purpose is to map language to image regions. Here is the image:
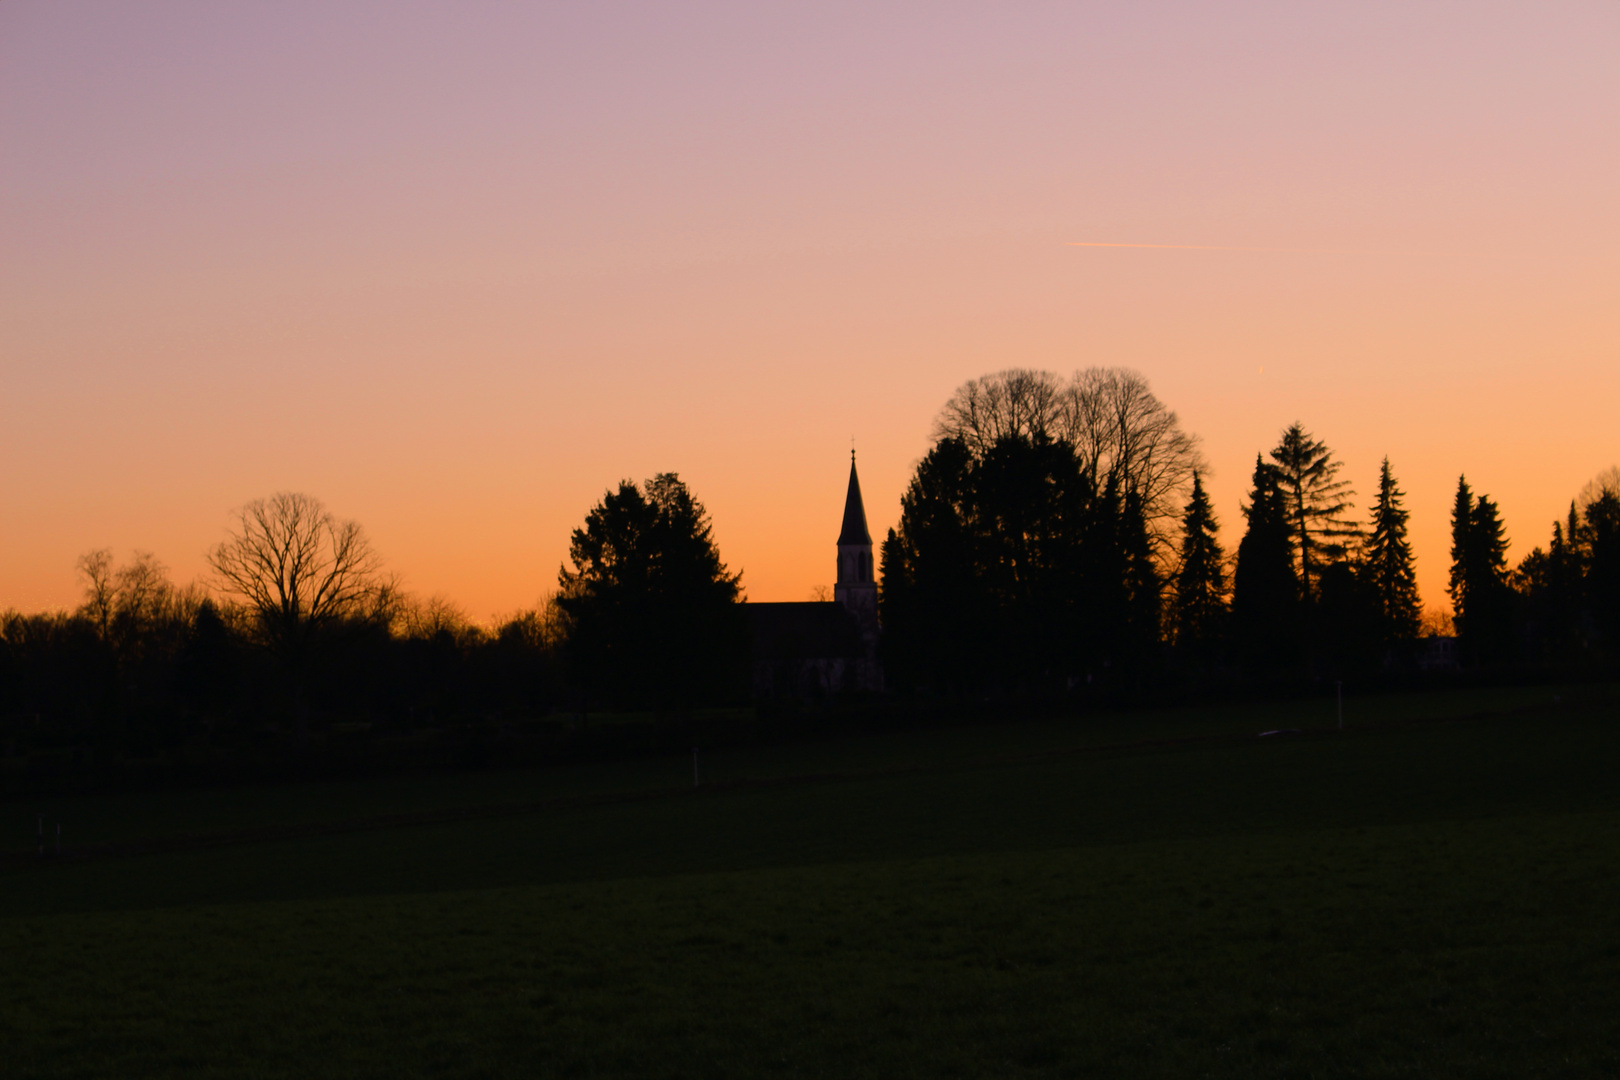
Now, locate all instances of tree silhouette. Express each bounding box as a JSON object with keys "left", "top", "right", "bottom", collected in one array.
[
  {"left": 76, "top": 549, "right": 120, "bottom": 640},
  {"left": 557, "top": 473, "right": 744, "bottom": 710},
  {"left": 932, "top": 367, "right": 1204, "bottom": 561},
  {"left": 1232, "top": 454, "right": 1299, "bottom": 669},
  {"left": 879, "top": 438, "right": 985, "bottom": 692},
  {"left": 969, "top": 435, "right": 1096, "bottom": 683},
  {"left": 73, "top": 548, "right": 204, "bottom": 722},
  {"left": 1362, "top": 458, "right": 1422, "bottom": 643},
  {"left": 1579, "top": 488, "right": 1620, "bottom": 648},
  {"left": 1171, "top": 471, "right": 1227, "bottom": 649},
  {"left": 207, "top": 492, "right": 391, "bottom": 736},
  {"left": 1448, "top": 476, "right": 1474, "bottom": 622},
  {"left": 1517, "top": 503, "right": 1585, "bottom": 657},
  {"left": 1269, "top": 423, "right": 1358, "bottom": 598},
  {"left": 881, "top": 431, "right": 1163, "bottom": 694},
  {"left": 1448, "top": 477, "right": 1513, "bottom": 662},
  {"left": 1113, "top": 487, "right": 1165, "bottom": 668},
  {"left": 932, "top": 369, "right": 1067, "bottom": 454}
]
